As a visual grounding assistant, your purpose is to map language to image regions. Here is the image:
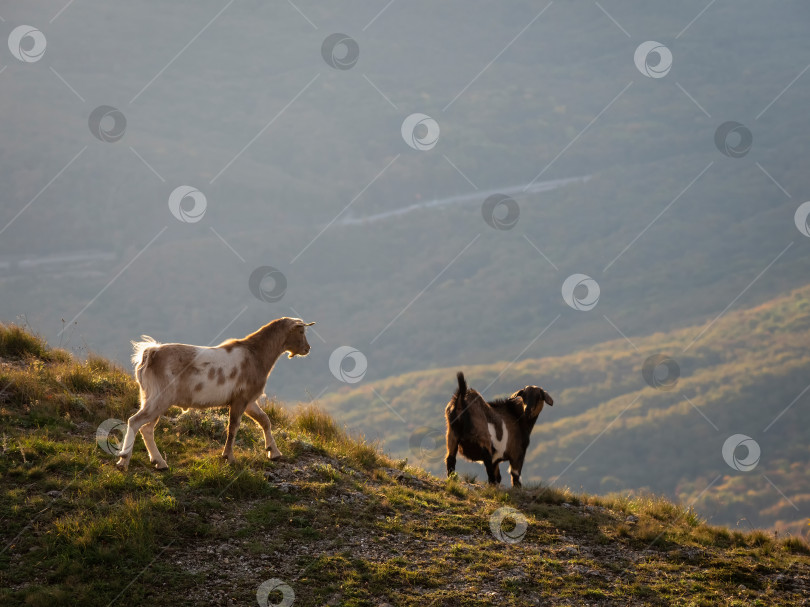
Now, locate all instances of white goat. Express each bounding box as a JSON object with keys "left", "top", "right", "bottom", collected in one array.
[{"left": 116, "top": 317, "right": 315, "bottom": 471}]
